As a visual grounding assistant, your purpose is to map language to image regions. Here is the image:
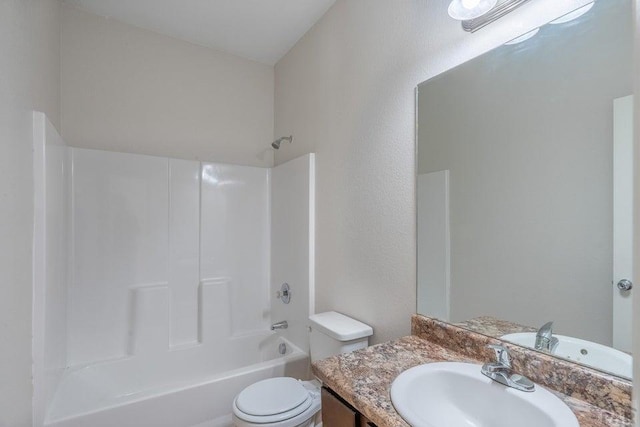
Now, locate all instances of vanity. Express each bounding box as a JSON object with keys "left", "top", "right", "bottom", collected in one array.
[{"left": 313, "top": 315, "right": 632, "bottom": 427}]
